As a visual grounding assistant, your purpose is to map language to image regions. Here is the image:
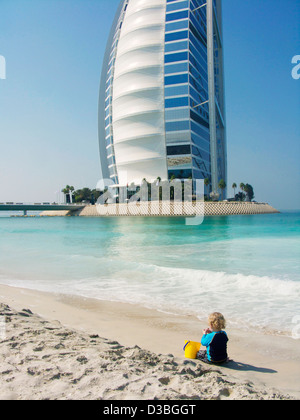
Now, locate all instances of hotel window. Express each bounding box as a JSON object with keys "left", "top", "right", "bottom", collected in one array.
[
  {"left": 165, "top": 120, "right": 190, "bottom": 132},
  {"left": 167, "top": 145, "right": 191, "bottom": 156},
  {"left": 168, "top": 169, "right": 192, "bottom": 179},
  {"left": 165, "top": 107, "right": 190, "bottom": 121},
  {"left": 165, "top": 84, "right": 189, "bottom": 97},
  {"left": 165, "top": 73, "right": 188, "bottom": 85},
  {"left": 165, "top": 31, "right": 188, "bottom": 42},
  {"left": 191, "top": 130, "right": 210, "bottom": 147},
  {"left": 192, "top": 146, "right": 210, "bottom": 163},
  {"left": 193, "top": 169, "right": 209, "bottom": 180},
  {"left": 165, "top": 62, "right": 188, "bottom": 75},
  {"left": 166, "top": 0, "right": 189, "bottom": 12},
  {"left": 166, "top": 10, "right": 189, "bottom": 22},
  {"left": 165, "top": 51, "right": 188, "bottom": 64},
  {"left": 165, "top": 41, "right": 188, "bottom": 53},
  {"left": 191, "top": 109, "right": 210, "bottom": 127},
  {"left": 166, "top": 20, "right": 189, "bottom": 32},
  {"left": 165, "top": 97, "right": 189, "bottom": 108}
]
